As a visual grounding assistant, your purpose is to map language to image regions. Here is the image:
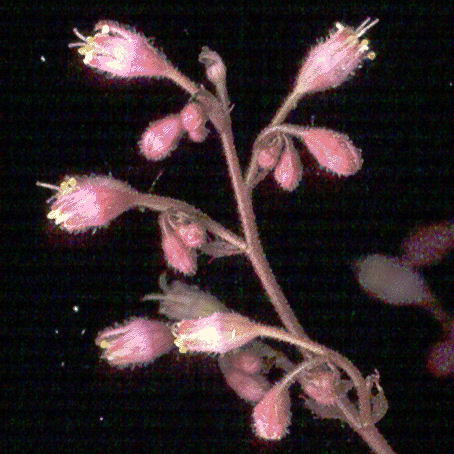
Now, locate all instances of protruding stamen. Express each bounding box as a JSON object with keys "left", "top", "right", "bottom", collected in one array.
[
  {"left": 355, "top": 18, "right": 379, "bottom": 38},
  {"left": 36, "top": 181, "right": 60, "bottom": 191}
]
